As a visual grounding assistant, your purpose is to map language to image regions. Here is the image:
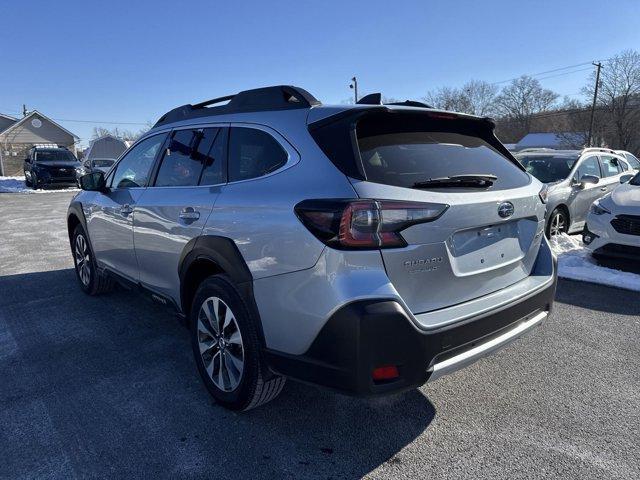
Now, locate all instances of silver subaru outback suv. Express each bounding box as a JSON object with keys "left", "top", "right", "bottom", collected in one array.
[{"left": 68, "top": 86, "right": 557, "bottom": 410}]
